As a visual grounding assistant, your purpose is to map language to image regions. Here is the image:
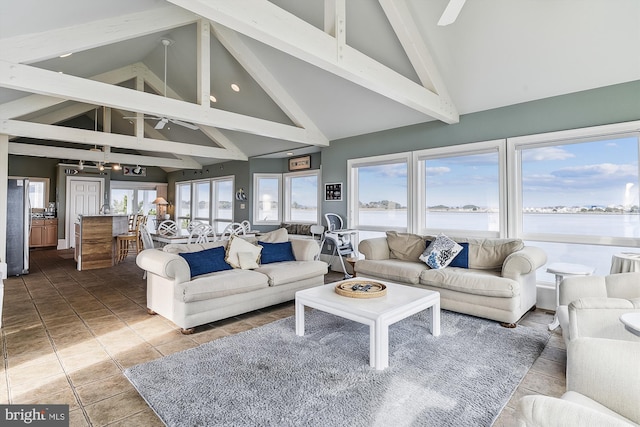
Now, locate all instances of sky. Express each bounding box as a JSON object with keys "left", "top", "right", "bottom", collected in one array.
[{"left": 357, "top": 135, "right": 639, "bottom": 208}]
